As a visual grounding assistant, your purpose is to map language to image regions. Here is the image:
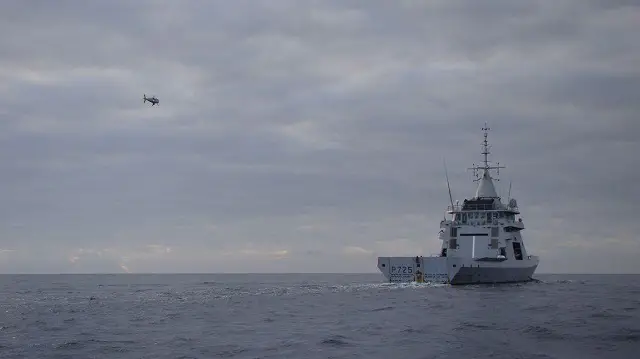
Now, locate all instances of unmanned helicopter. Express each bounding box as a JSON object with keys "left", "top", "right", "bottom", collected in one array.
[{"left": 143, "top": 94, "right": 159, "bottom": 106}]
